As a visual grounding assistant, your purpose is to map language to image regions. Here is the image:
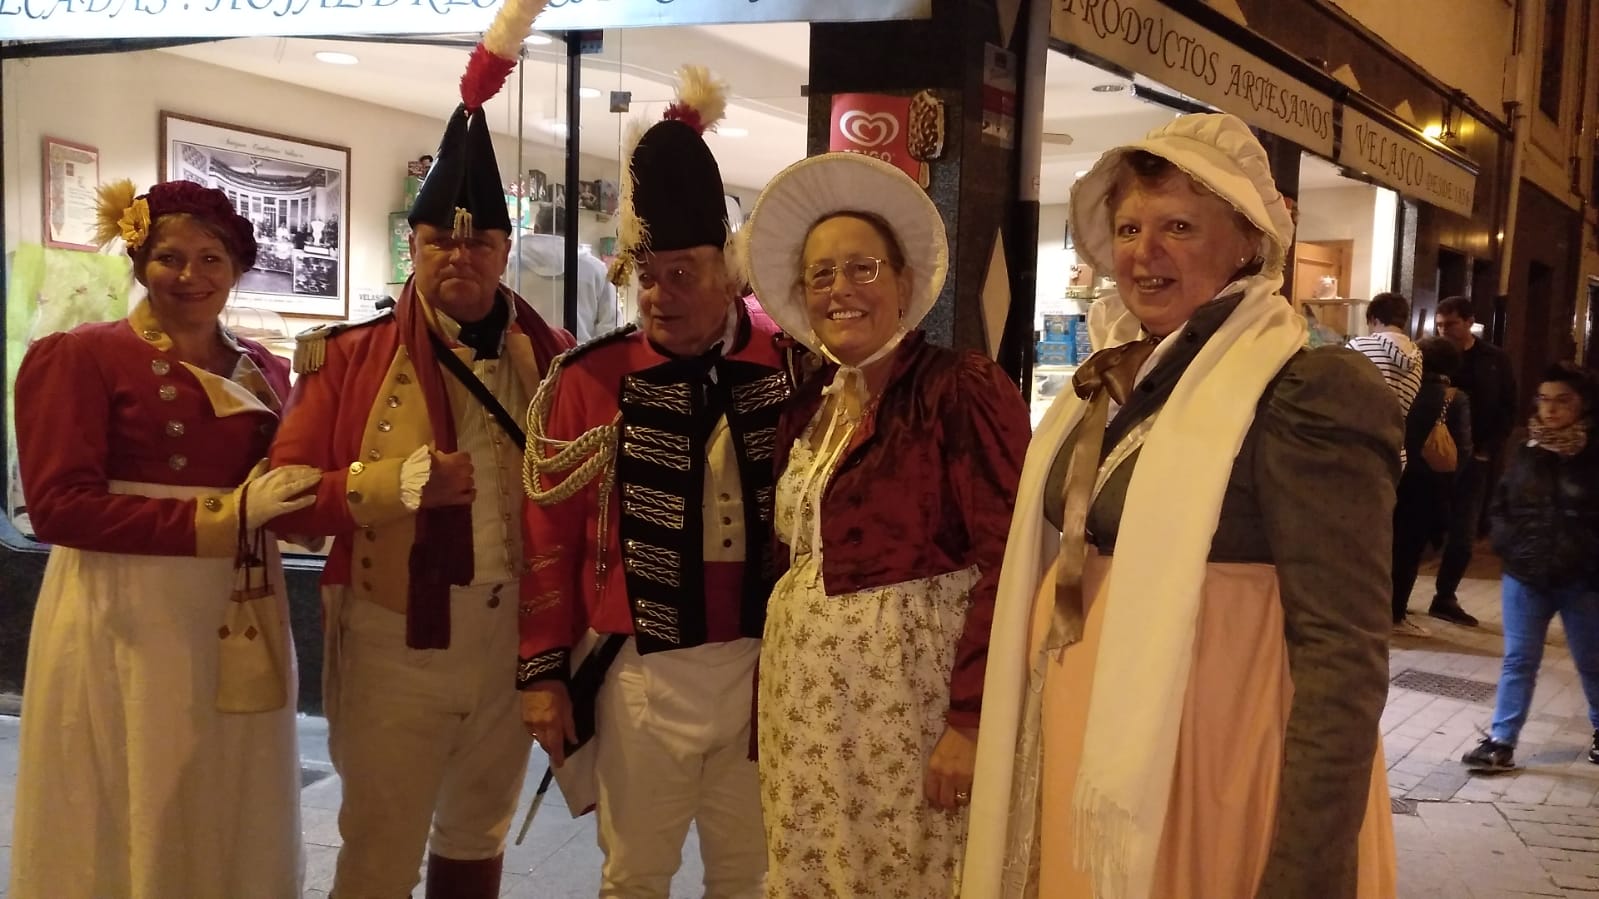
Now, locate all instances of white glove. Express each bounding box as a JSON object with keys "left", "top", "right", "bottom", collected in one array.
[{"left": 243, "top": 464, "right": 321, "bottom": 532}]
